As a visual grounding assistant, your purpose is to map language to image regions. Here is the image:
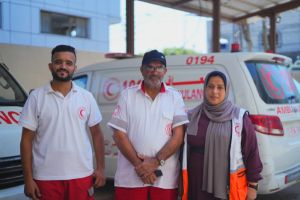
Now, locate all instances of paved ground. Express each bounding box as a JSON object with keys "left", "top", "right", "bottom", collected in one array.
[
  {"left": 2, "top": 180, "right": 300, "bottom": 200},
  {"left": 257, "top": 181, "right": 300, "bottom": 200},
  {"left": 95, "top": 180, "right": 114, "bottom": 200},
  {"left": 95, "top": 180, "right": 300, "bottom": 200},
  {"left": 0, "top": 182, "right": 115, "bottom": 200}
]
